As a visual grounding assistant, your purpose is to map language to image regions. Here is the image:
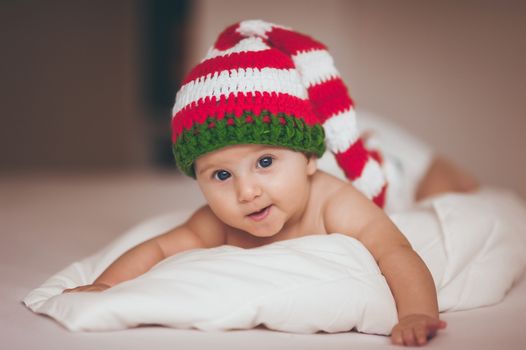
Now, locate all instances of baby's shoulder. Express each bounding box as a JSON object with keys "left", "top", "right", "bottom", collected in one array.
[
  {"left": 311, "top": 170, "right": 354, "bottom": 214},
  {"left": 185, "top": 205, "right": 228, "bottom": 247},
  {"left": 312, "top": 170, "right": 382, "bottom": 236},
  {"left": 312, "top": 170, "right": 377, "bottom": 203},
  {"left": 311, "top": 170, "right": 353, "bottom": 201}
]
